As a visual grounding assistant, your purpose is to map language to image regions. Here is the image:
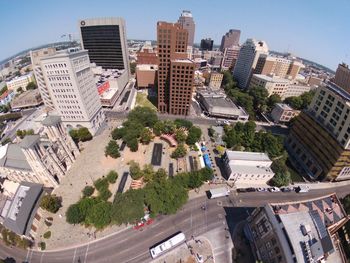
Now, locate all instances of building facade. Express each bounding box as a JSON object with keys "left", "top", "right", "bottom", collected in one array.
[
  {"left": 79, "top": 17, "right": 130, "bottom": 76},
  {"left": 200, "top": 38, "right": 213, "bottom": 51},
  {"left": 334, "top": 63, "right": 350, "bottom": 92},
  {"left": 271, "top": 103, "right": 300, "bottom": 123},
  {"left": 177, "top": 10, "right": 195, "bottom": 47},
  {"left": 136, "top": 48, "right": 159, "bottom": 65},
  {"left": 286, "top": 82, "right": 350, "bottom": 181},
  {"left": 221, "top": 46, "right": 240, "bottom": 71},
  {"left": 220, "top": 29, "right": 241, "bottom": 51},
  {"left": 250, "top": 74, "right": 290, "bottom": 98},
  {"left": 254, "top": 55, "right": 304, "bottom": 80},
  {"left": 157, "top": 22, "right": 194, "bottom": 115},
  {"left": 30, "top": 47, "right": 57, "bottom": 110},
  {"left": 6, "top": 73, "right": 34, "bottom": 92},
  {"left": 209, "top": 72, "right": 223, "bottom": 90},
  {"left": 233, "top": 39, "right": 269, "bottom": 89},
  {"left": 0, "top": 90, "right": 15, "bottom": 106},
  {"left": 136, "top": 64, "right": 158, "bottom": 89},
  {"left": 0, "top": 116, "right": 79, "bottom": 188},
  {"left": 223, "top": 150, "right": 274, "bottom": 184},
  {"left": 40, "top": 49, "right": 105, "bottom": 135}
]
